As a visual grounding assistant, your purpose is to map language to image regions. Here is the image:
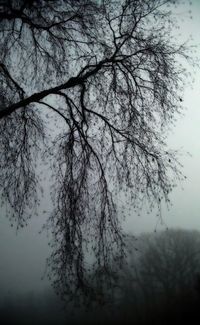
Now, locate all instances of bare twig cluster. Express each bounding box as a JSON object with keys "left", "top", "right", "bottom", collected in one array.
[{"left": 0, "top": 0, "right": 192, "bottom": 304}]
